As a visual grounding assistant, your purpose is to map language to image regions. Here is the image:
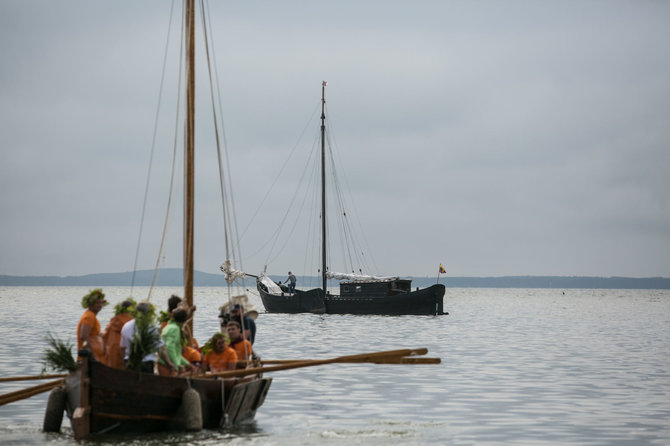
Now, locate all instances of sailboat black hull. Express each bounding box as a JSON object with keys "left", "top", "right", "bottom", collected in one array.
[
  {"left": 257, "top": 281, "right": 446, "bottom": 315},
  {"left": 257, "top": 286, "right": 326, "bottom": 314}
]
